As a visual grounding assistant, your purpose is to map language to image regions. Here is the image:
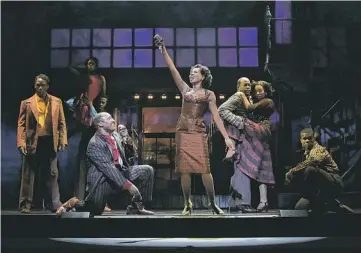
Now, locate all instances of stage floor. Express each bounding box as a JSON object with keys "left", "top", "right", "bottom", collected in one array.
[
  {"left": 1, "top": 209, "right": 282, "bottom": 218},
  {"left": 3, "top": 208, "right": 361, "bottom": 238}
]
